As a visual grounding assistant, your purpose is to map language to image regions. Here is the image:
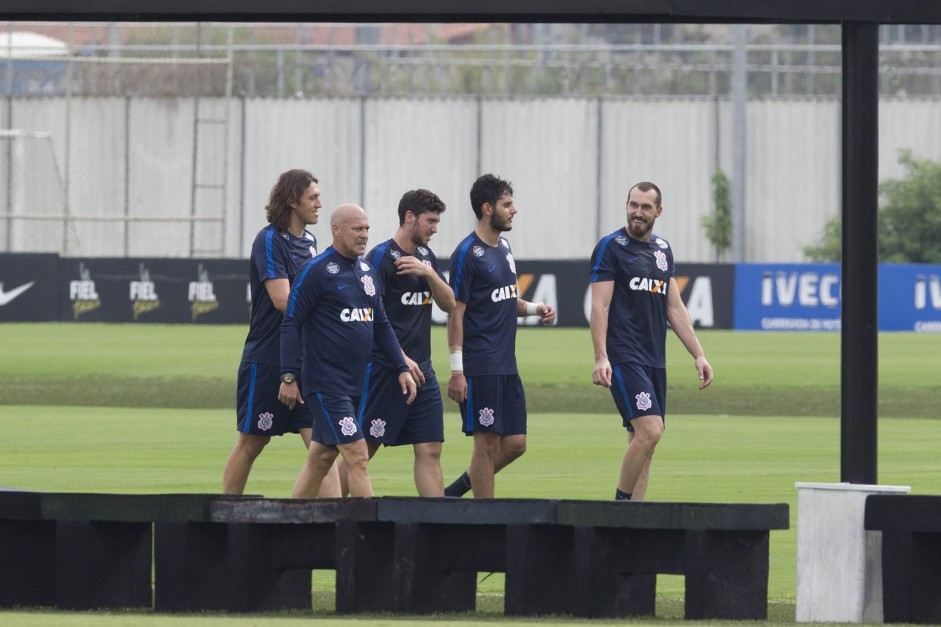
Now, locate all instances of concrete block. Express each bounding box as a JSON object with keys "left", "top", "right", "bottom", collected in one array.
[{"left": 795, "top": 482, "right": 909, "bottom": 623}]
